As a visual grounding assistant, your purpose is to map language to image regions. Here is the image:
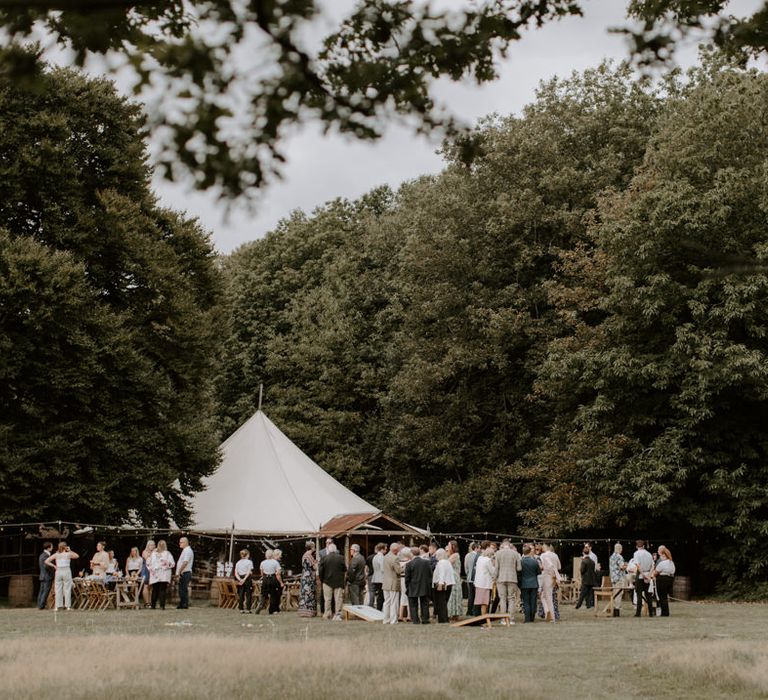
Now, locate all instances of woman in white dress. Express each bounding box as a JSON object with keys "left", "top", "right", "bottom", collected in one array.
[
  {"left": 148, "top": 539, "right": 175, "bottom": 610},
  {"left": 472, "top": 547, "right": 497, "bottom": 616},
  {"left": 45, "top": 542, "right": 80, "bottom": 610},
  {"left": 398, "top": 547, "right": 413, "bottom": 621}
]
